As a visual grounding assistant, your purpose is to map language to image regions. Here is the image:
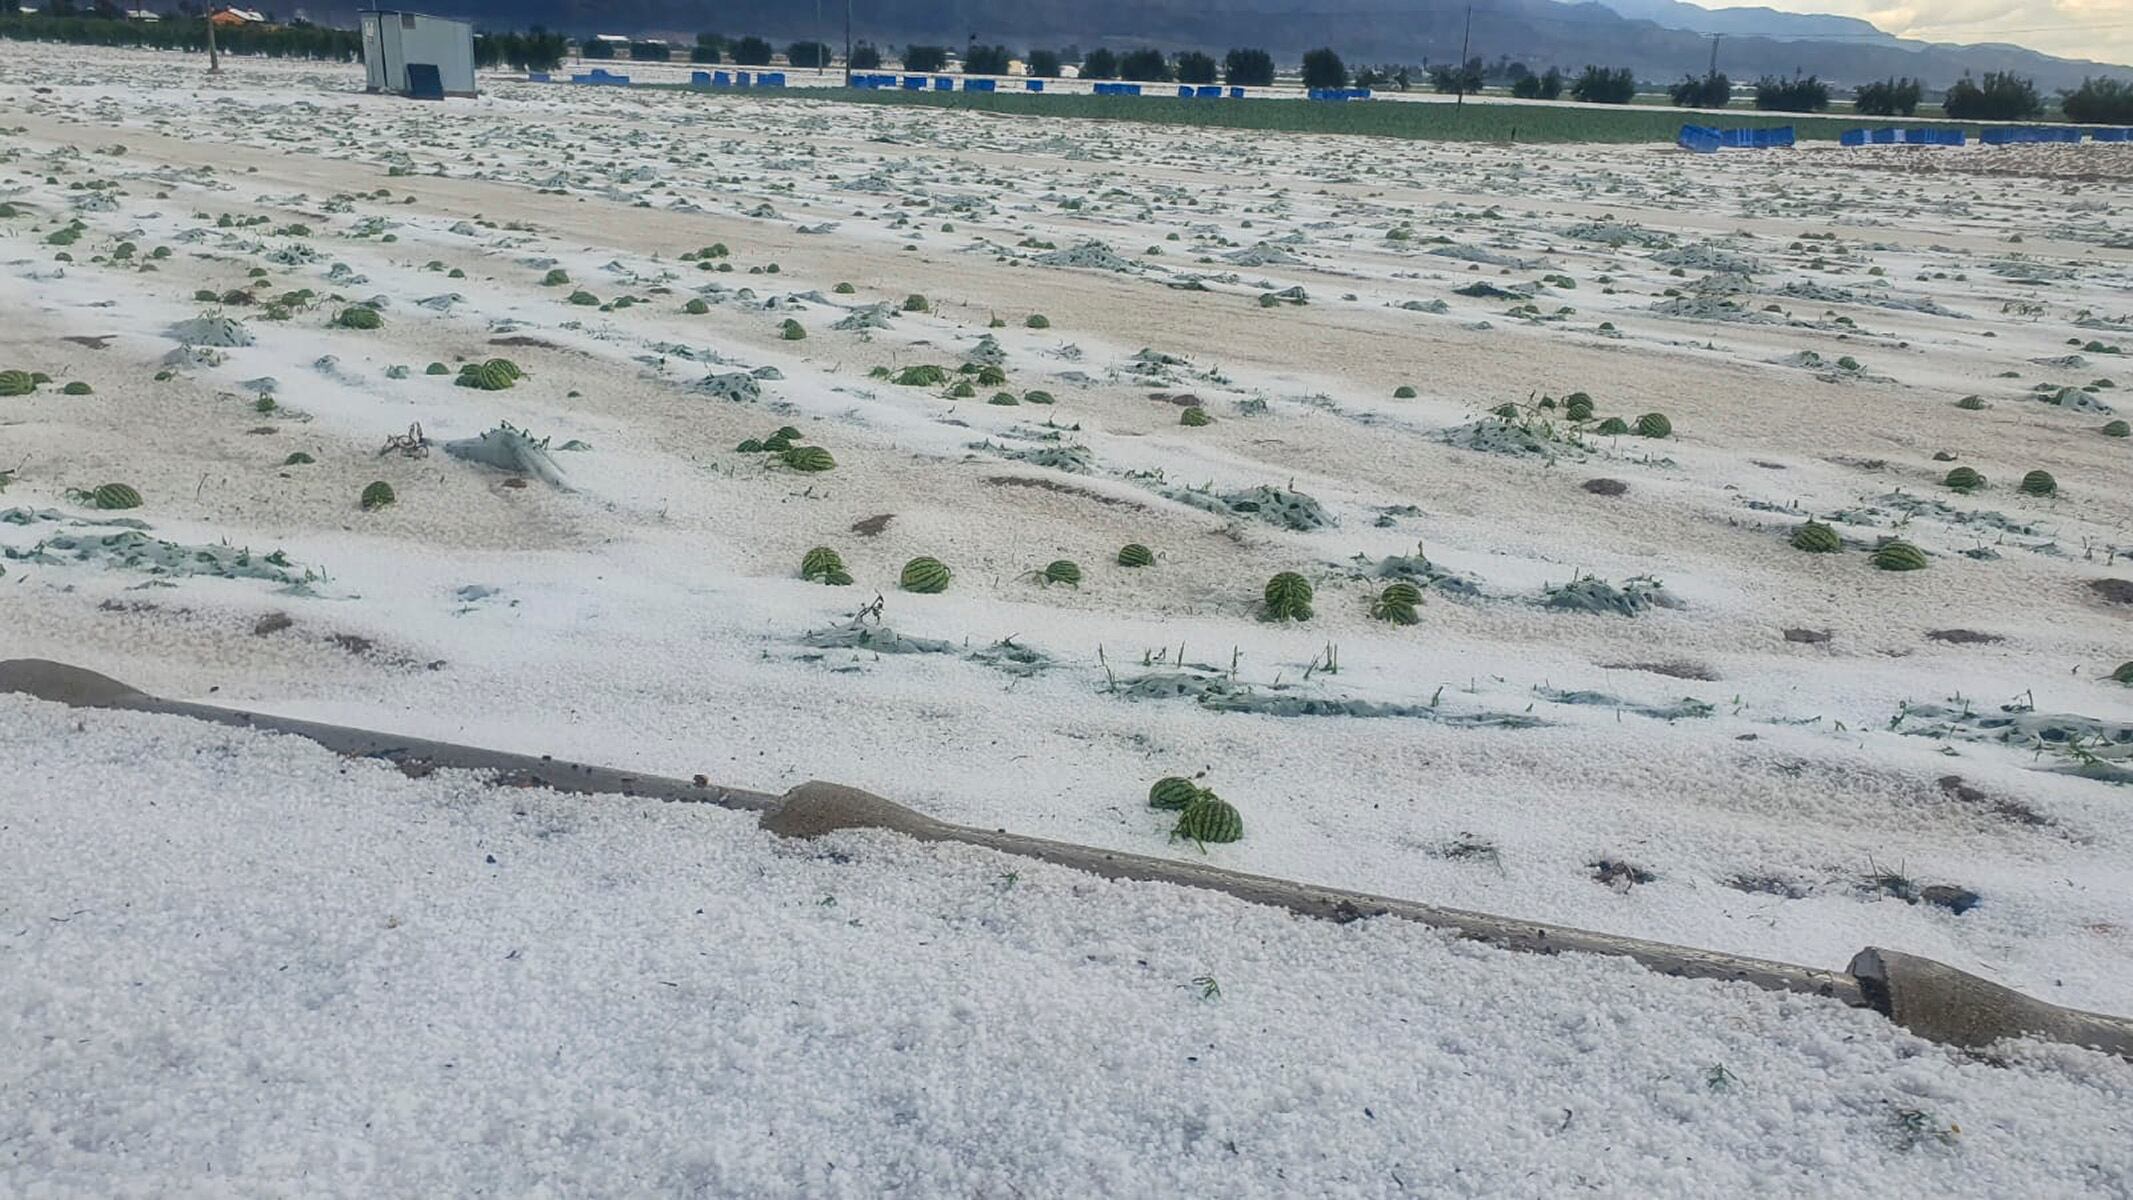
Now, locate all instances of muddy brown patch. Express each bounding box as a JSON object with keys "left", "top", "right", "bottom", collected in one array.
[{"left": 2091, "top": 578, "right": 2133, "bottom": 606}]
